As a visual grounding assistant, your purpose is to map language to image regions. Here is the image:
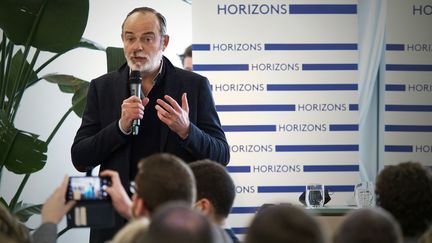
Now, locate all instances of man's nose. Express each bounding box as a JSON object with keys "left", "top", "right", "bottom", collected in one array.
[{"left": 132, "top": 40, "right": 144, "bottom": 50}]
